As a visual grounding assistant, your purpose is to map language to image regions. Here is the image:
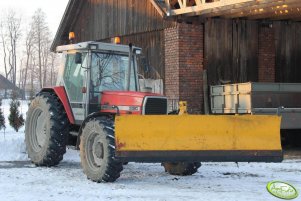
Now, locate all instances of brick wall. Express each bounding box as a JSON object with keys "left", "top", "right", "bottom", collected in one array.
[
  {"left": 164, "top": 27, "right": 180, "bottom": 101},
  {"left": 258, "top": 25, "right": 276, "bottom": 82},
  {"left": 164, "top": 23, "right": 204, "bottom": 114}
]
